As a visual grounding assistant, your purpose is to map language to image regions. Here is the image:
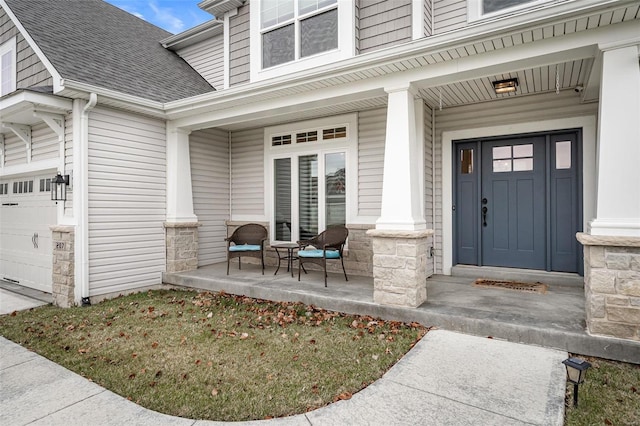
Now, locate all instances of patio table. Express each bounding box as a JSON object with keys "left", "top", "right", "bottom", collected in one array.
[{"left": 271, "top": 242, "right": 299, "bottom": 277}]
